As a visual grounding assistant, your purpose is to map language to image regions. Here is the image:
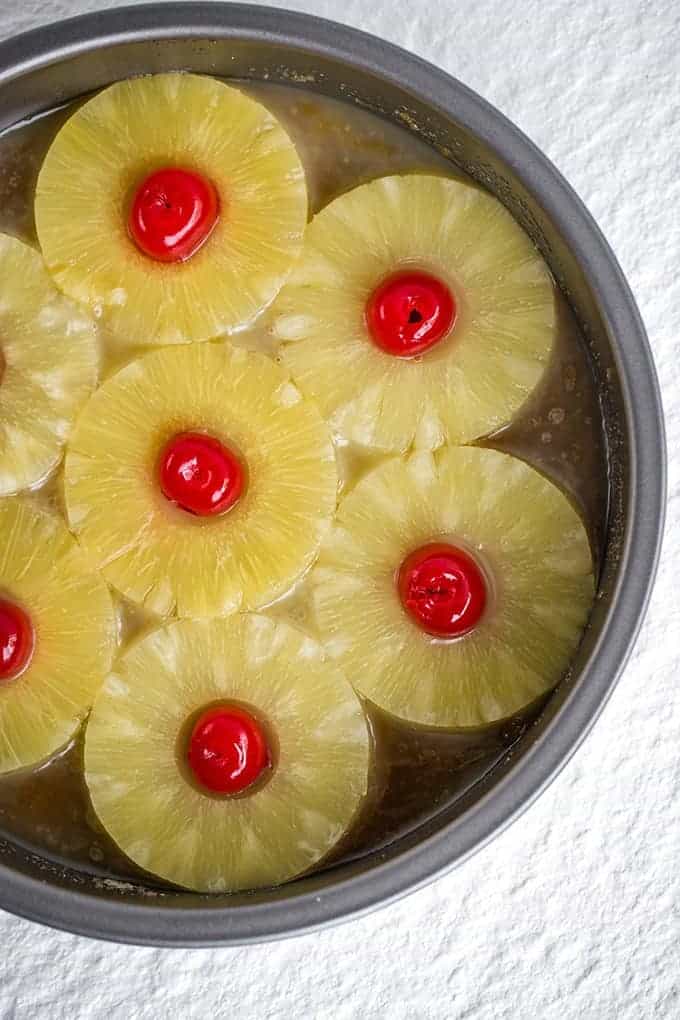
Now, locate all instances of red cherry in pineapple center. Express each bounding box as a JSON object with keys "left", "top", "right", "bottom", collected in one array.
[
  {"left": 0, "top": 599, "right": 35, "bottom": 682},
  {"left": 187, "top": 706, "right": 270, "bottom": 795},
  {"left": 129, "top": 167, "right": 219, "bottom": 263},
  {"left": 367, "top": 270, "right": 456, "bottom": 357},
  {"left": 398, "top": 543, "right": 486, "bottom": 638},
  {"left": 159, "top": 432, "right": 244, "bottom": 517}
]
